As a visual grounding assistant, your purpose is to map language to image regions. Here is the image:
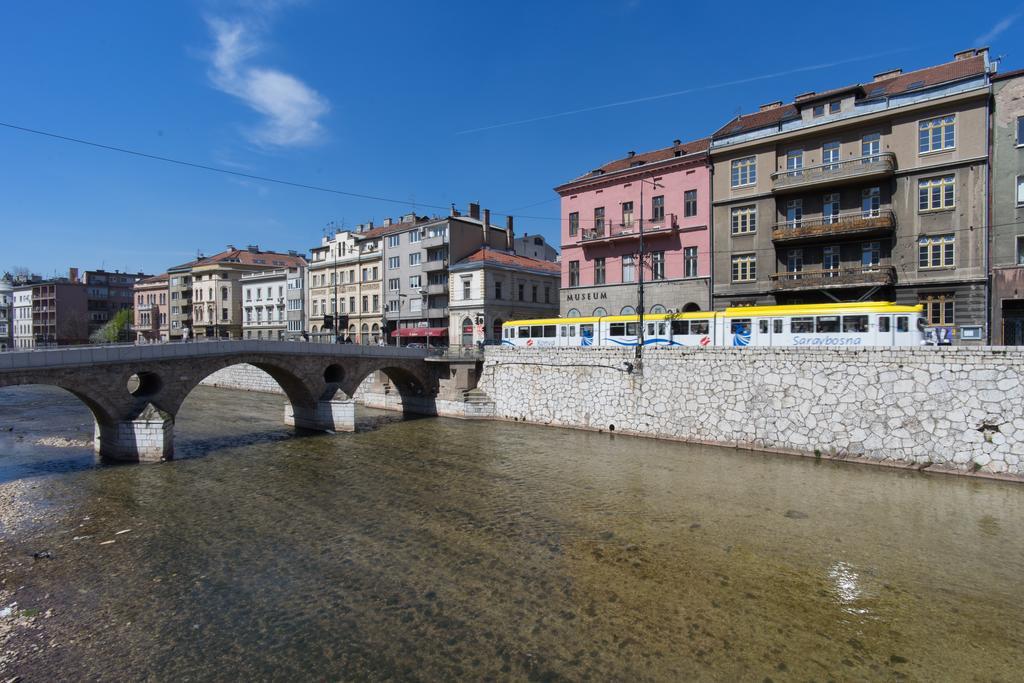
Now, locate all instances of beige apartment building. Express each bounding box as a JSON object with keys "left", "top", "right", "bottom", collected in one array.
[
  {"left": 710, "top": 48, "right": 991, "bottom": 342},
  {"left": 132, "top": 274, "right": 169, "bottom": 341},
  {"left": 307, "top": 228, "right": 385, "bottom": 343},
  {"left": 189, "top": 246, "right": 306, "bottom": 339}
]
